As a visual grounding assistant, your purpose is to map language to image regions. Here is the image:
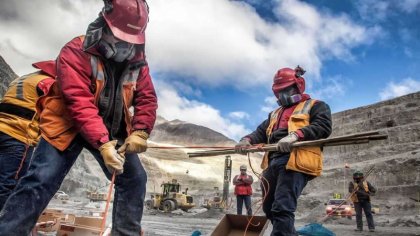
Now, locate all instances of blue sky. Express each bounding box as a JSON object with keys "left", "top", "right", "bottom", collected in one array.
[{"left": 0, "top": 0, "right": 419, "bottom": 140}]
